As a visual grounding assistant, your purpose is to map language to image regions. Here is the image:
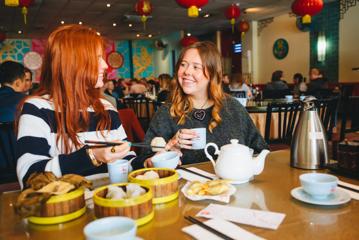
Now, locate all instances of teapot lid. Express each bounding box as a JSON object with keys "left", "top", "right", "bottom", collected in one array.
[{"left": 221, "top": 139, "right": 246, "bottom": 152}]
